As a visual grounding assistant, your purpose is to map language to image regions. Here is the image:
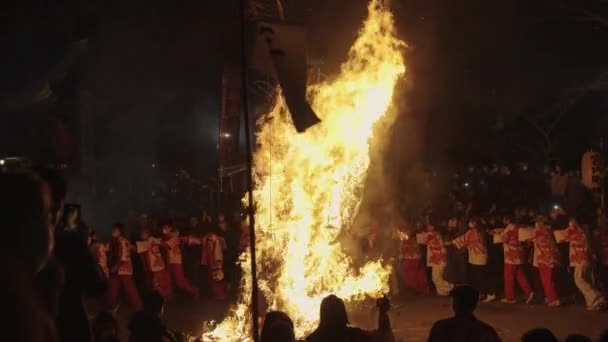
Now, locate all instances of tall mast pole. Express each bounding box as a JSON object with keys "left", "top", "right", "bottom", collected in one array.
[{"left": 240, "top": 0, "right": 261, "bottom": 340}]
